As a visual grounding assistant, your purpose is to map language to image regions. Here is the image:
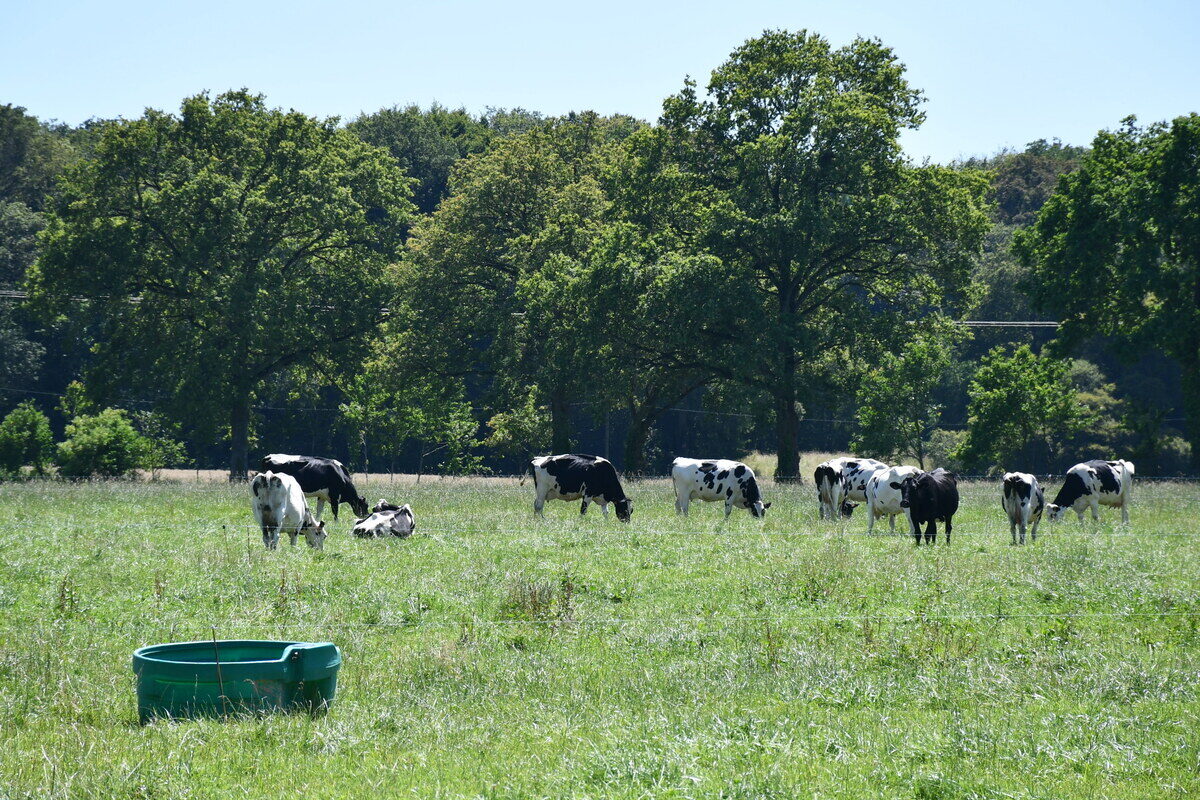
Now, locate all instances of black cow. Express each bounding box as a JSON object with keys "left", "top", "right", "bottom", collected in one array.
[
  {"left": 899, "top": 468, "right": 959, "bottom": 546},
  {"left": 527, "top": 454, "right": 632, "bottom": 522},
  {"left": 260, "top": 454, "right": 369, "bottom": 521}
]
